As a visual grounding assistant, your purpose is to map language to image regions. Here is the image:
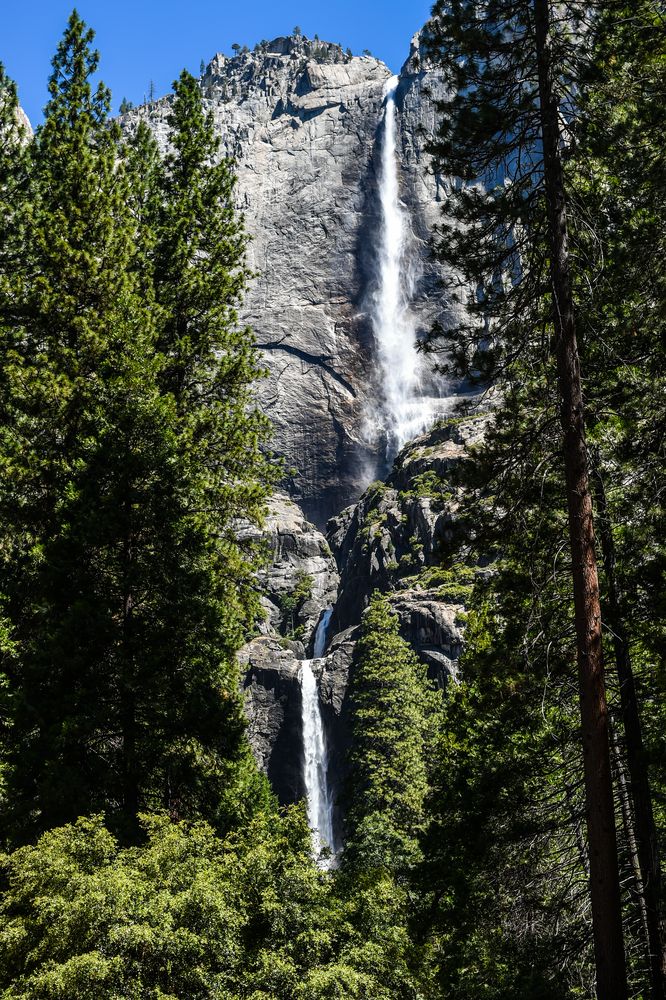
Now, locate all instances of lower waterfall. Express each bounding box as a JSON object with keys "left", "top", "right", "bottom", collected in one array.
[{"left": 300, "top": 608, "right": 337, "bottom": 865}]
